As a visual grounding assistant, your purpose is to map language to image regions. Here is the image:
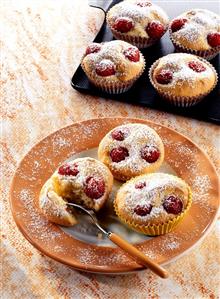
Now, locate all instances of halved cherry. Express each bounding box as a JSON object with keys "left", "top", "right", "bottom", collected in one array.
[
  {"left": 84, "top": 176, "right": 105, "bottom": 199},
  {"left": 95, "top": 60, "right": 116, "bottom": 77},
  {"left": 146, "top": 21, "right": 165, "bottom": 39},
  {"left": 188, "top": 61, "right": 206, "bottom": 72},
  {"left": 155, "top": 69, "right": 173, "bottom": 84},
  {"left": 207, "top": 32, "right": 220, "bottom": 48},
  {"left": 123, "top": 47, "right": 140, "bottom": 62},
  {"left": 58, "top": 163, "right": 79, "bottom": 176},
  {"left": 85, "top": 43, "right": 101, "bottom": 55},
  {"left": 140, "top": 145, "right": 160, "bottom": 163},
  {"left": 112, "top": 17, "right": 134, "bottom": 33},
  {"left": 163, "top": 196, "right": 183, "bottom": 214},
  {"left": 135, "top": 182, "right": 146, "bottom": 189},
  {"left": 134, "top": 204, "right": 152, "bottom": 216},
  {"left": 170, "top": 18, "right": 187, "bottom": 33},
  {"left": 110, "top": 147, "right": 129, "bottom": 162}
]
